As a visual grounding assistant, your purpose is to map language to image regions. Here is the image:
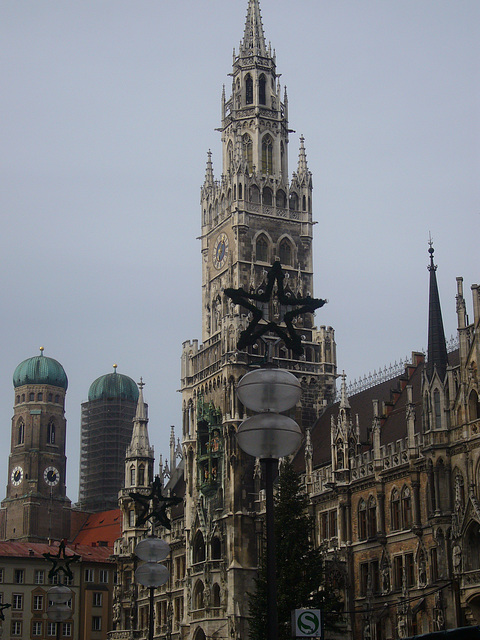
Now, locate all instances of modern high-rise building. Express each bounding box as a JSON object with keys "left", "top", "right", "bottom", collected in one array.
[{"left": 78, "top": 366, "right": 139, "bottom": 513}]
